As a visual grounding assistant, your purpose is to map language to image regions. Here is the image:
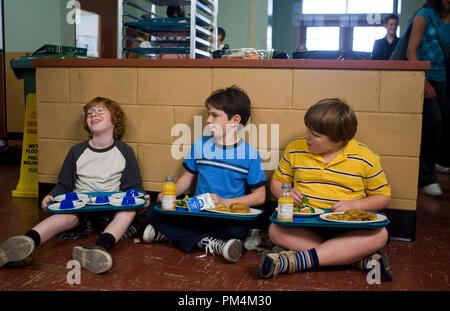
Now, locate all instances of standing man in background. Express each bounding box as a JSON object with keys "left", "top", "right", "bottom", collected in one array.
[{"left": 371, "top": 14, "right": 400, "bottom": 60}]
